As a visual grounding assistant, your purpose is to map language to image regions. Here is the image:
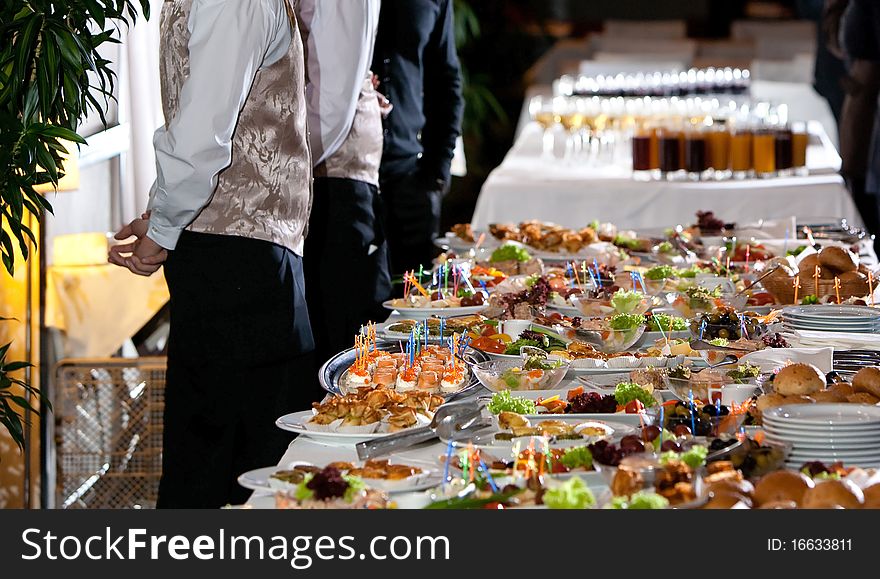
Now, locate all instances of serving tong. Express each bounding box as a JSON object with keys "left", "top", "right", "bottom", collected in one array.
[{"left": 355, "top": 399, "right": 490, "bottom": 460}]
